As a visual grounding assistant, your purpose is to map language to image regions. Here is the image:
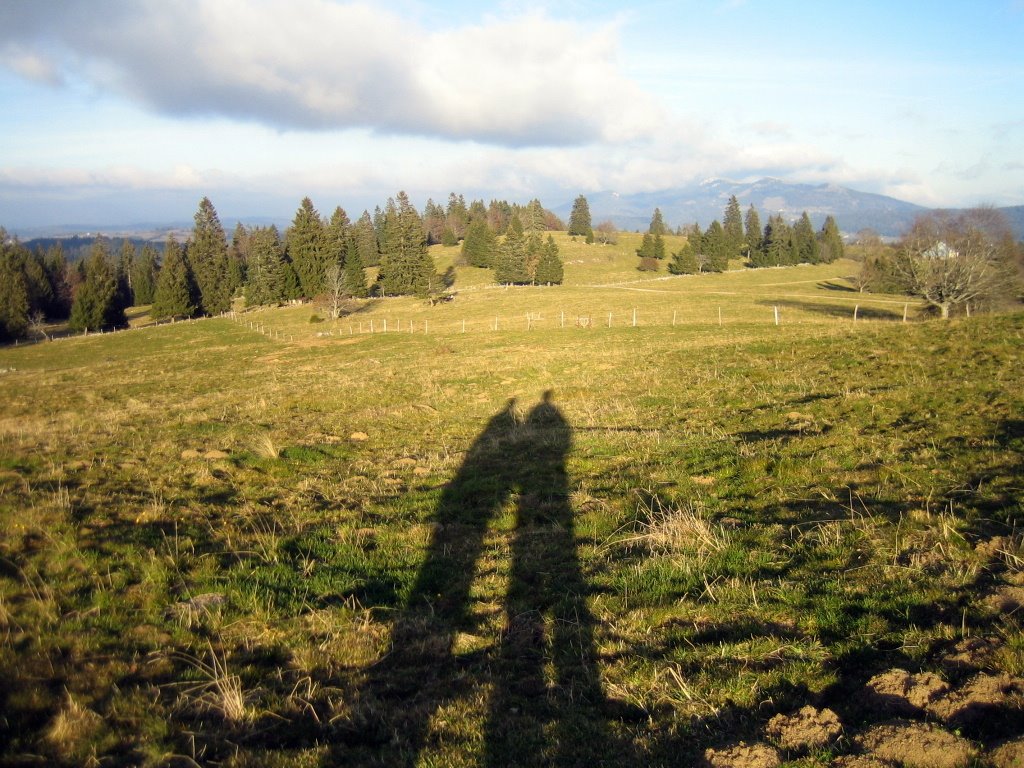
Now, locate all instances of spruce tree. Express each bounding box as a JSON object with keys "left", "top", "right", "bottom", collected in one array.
[
  {"left": 227, "top": 222, "right": 249, "bottom": 295},
  {"left": 286, "top": 197, "right": 326, "bottom": 298},
  {"left": 760, "top": 215, "right": 794, "bottom": 266},
  {"left": 131, "top": 245, "right": 159, "bottom": 305},
  {"left": 69, "top": 238, "right": 126, "bottom": 331},
  {"left": 151, "top": 236, "right": 197, "bottom": 319},
  {"left": 793, "top": 212, "right": 819, "bottom": 264},
  {"left": 325, "top": 206, "right": 351, "bottom": 271},
  {"left": 818, "top": 216, "right": 844, "bottom": 263},
  {"left": 702, "top": 220, "right": 729, "bottom": 272},
  {"left": 534, "top": 236, "right": 564, "bottom": 284},
  {"left": 524, "top": 199, "right": 546, "bottom": 233},
  {"left": 0, "top": 248, "right": 29, "bottom": 341},
  {"left": 723, "top": 195, "right": 744, "bottom": 258},
  {"left": 188, "top": 197, "right": 232, "bottom": 314},
  {"left": 446, "top": 193, "right": 469, "bottom": 240},
  {"left": 648, "top": 208, "right": 667, "bottom": 236},
  {"left": 494, "top": 215, "right": 529, "bottom": 284},
  {"left": 744, "top": 204, "right": 762, "bottom": 261},
  {"left": 353, "top": 211, "right": 380, "bottom": 267},
  {"left": 669, "top": 238, "right": 699, "bottom": 274},
  {"left": 43, "top": 242, "right": 73, "bottom": 319},
  {"left": 567, "top": 194, "right": 593, "bottom": 240},
  {"left": 462, "top": 219, "right": 496, "bottom": 268},
  {"left": 343, "top": 241, "right": 368, "bottom": 298},
  {"left": 379, "top": 192, "right": 436, "bottom": 297},
  {"left": 115, "top": 239, "right": 135, "bottom": 310},
  {"left": 244, "top": 226, "right": 287, "bottom": 307},
  {"left": 422, "top": 199, "right": 447, "bottom": 244},
  {"left": 22, "top": 249, "right": 54, "bottom": 317}
]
